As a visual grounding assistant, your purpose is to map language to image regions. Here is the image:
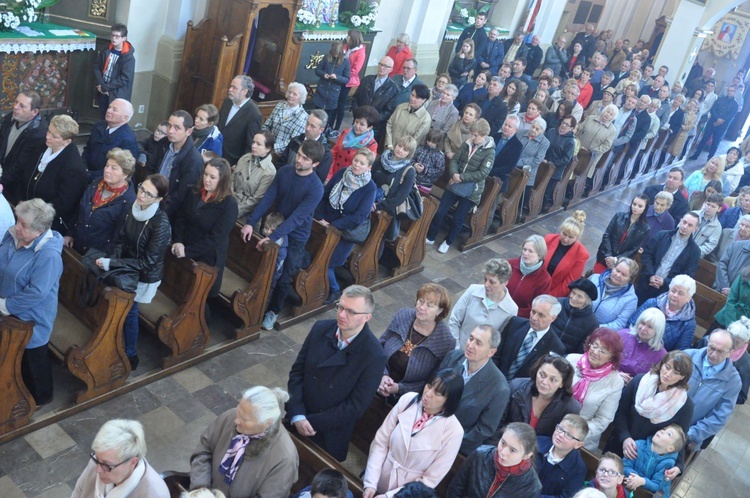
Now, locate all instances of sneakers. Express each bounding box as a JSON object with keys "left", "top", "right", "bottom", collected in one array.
[
  {"left": 328, "top": 130, "right": 340, "bottom": 139},
  {"left": 425, "top": 238, "right": 435, "bottom": 245},
  {"left": 262, "top": 311, "right": 278, "bottom": 330},
  {"left": 438, "top": 241, "right": 450, "bottom": 254}
]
